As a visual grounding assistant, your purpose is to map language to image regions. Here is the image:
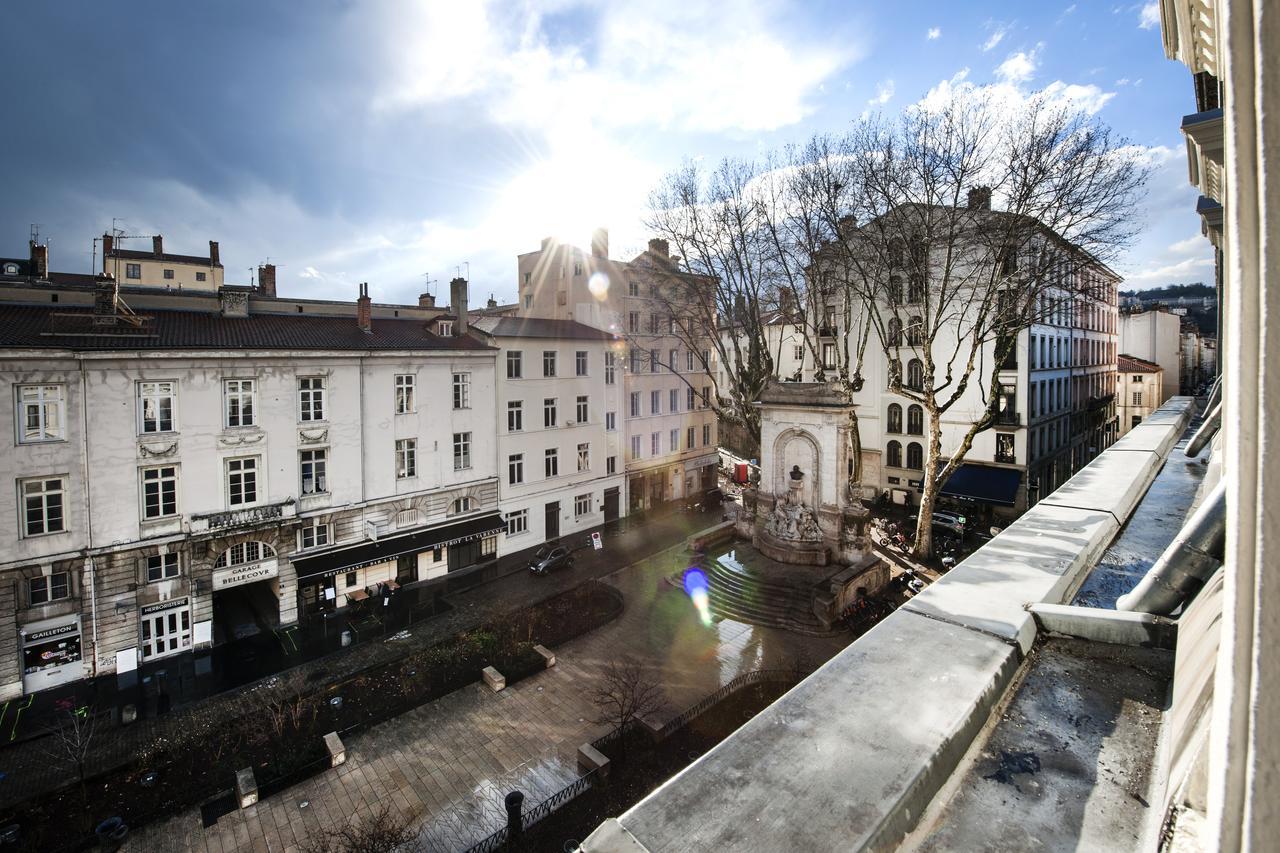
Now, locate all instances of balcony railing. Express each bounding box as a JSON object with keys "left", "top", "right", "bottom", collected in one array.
[{"left": 195, "top": 500, "right": 292, "bottom": 531}]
